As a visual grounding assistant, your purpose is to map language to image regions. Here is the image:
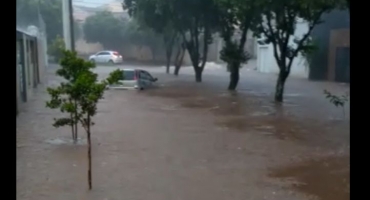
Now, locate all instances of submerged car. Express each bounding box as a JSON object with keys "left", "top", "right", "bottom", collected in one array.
[
  {"left": 89, "top": 51, "right": 123, "bottom": 64},
  {"left": 107, "top": 69, "right": 158, "bottom": 90}
]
